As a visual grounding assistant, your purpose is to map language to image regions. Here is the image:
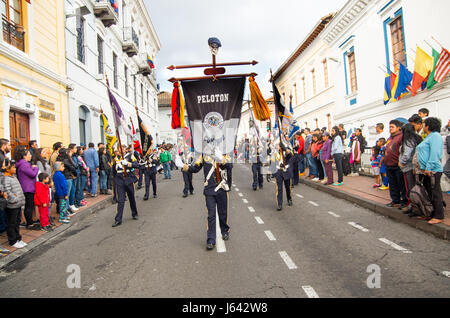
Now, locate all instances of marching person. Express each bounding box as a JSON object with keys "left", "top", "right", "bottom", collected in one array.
[
  {"left": 137, "top": 152, "right": 146, "bottom": 190},
  {"left": 271, "top": 140, "right": 294, "bottom": 211},
  {"left": 250, "top": 139, "right": 263, "bottom": 191},
  {"left": 143, "top": 149, "right": 159, "bottom": 200},
  {"left": 180, "top": 151, "right": 194, "bottom": 198},
  {"left": 291, "top": 132, "right": 301, "bottom": 187},
  {"left": 112, "top": 146, "right": 139, "bottom": 227},
  {"left": 183, "top": 154, "right": 230, "bottom": 251}
]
